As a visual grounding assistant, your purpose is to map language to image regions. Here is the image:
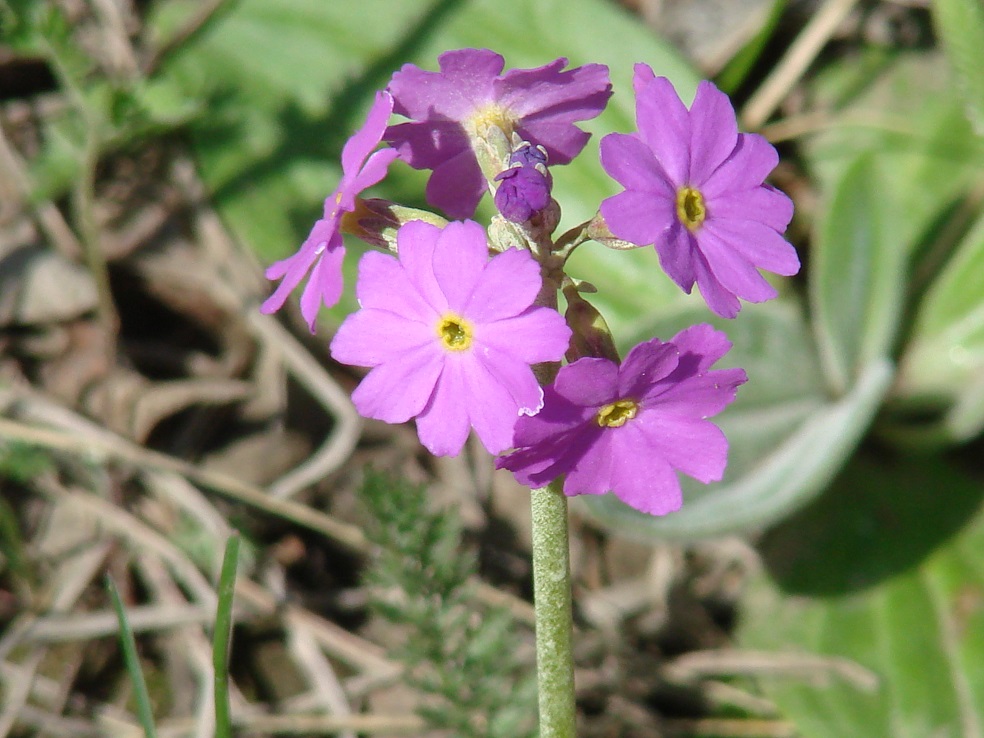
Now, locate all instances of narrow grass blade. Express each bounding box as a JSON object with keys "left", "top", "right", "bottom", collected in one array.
[
  {"left": 213, "top": 534, "right": 240, "bottom": 738},
  {"left": 106, "top": 575, "right": 158, "bottom": 738}
]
